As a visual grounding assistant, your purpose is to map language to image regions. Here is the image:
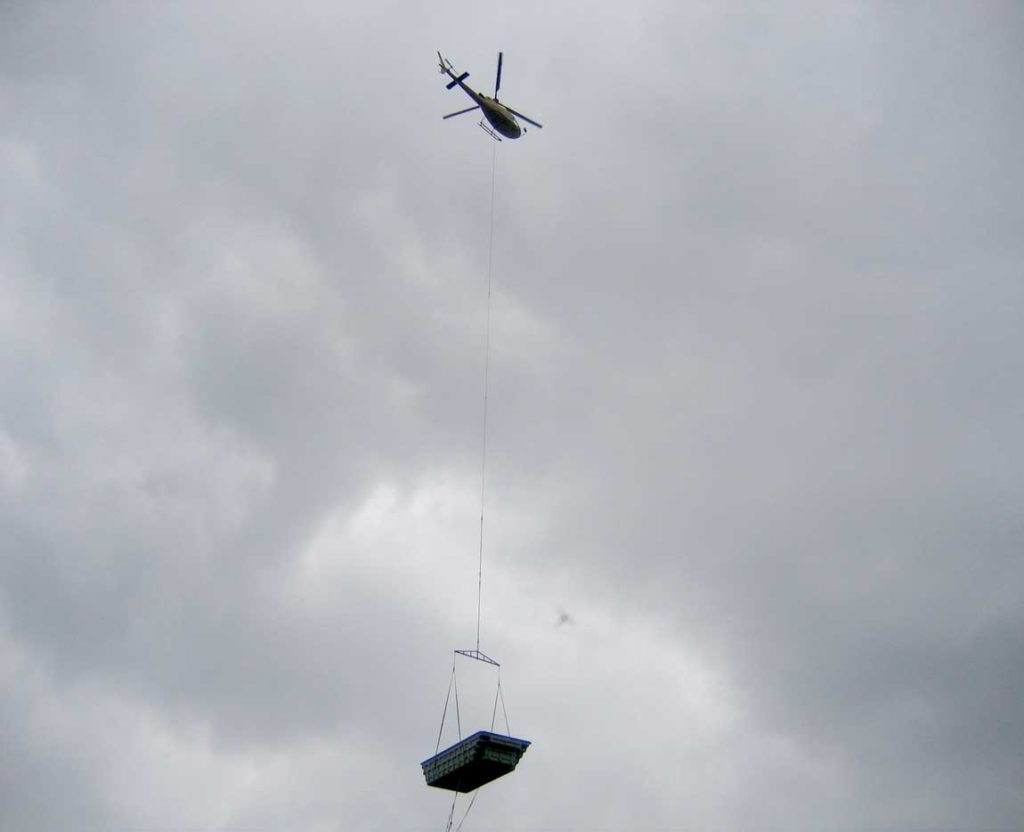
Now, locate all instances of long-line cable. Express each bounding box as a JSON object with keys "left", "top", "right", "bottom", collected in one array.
[
  {"left": 476, "top": 140, "right": 498, "bottom": 653},
  {"left": 441, "top": 140, "right": 498, "bottom": 832}
]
